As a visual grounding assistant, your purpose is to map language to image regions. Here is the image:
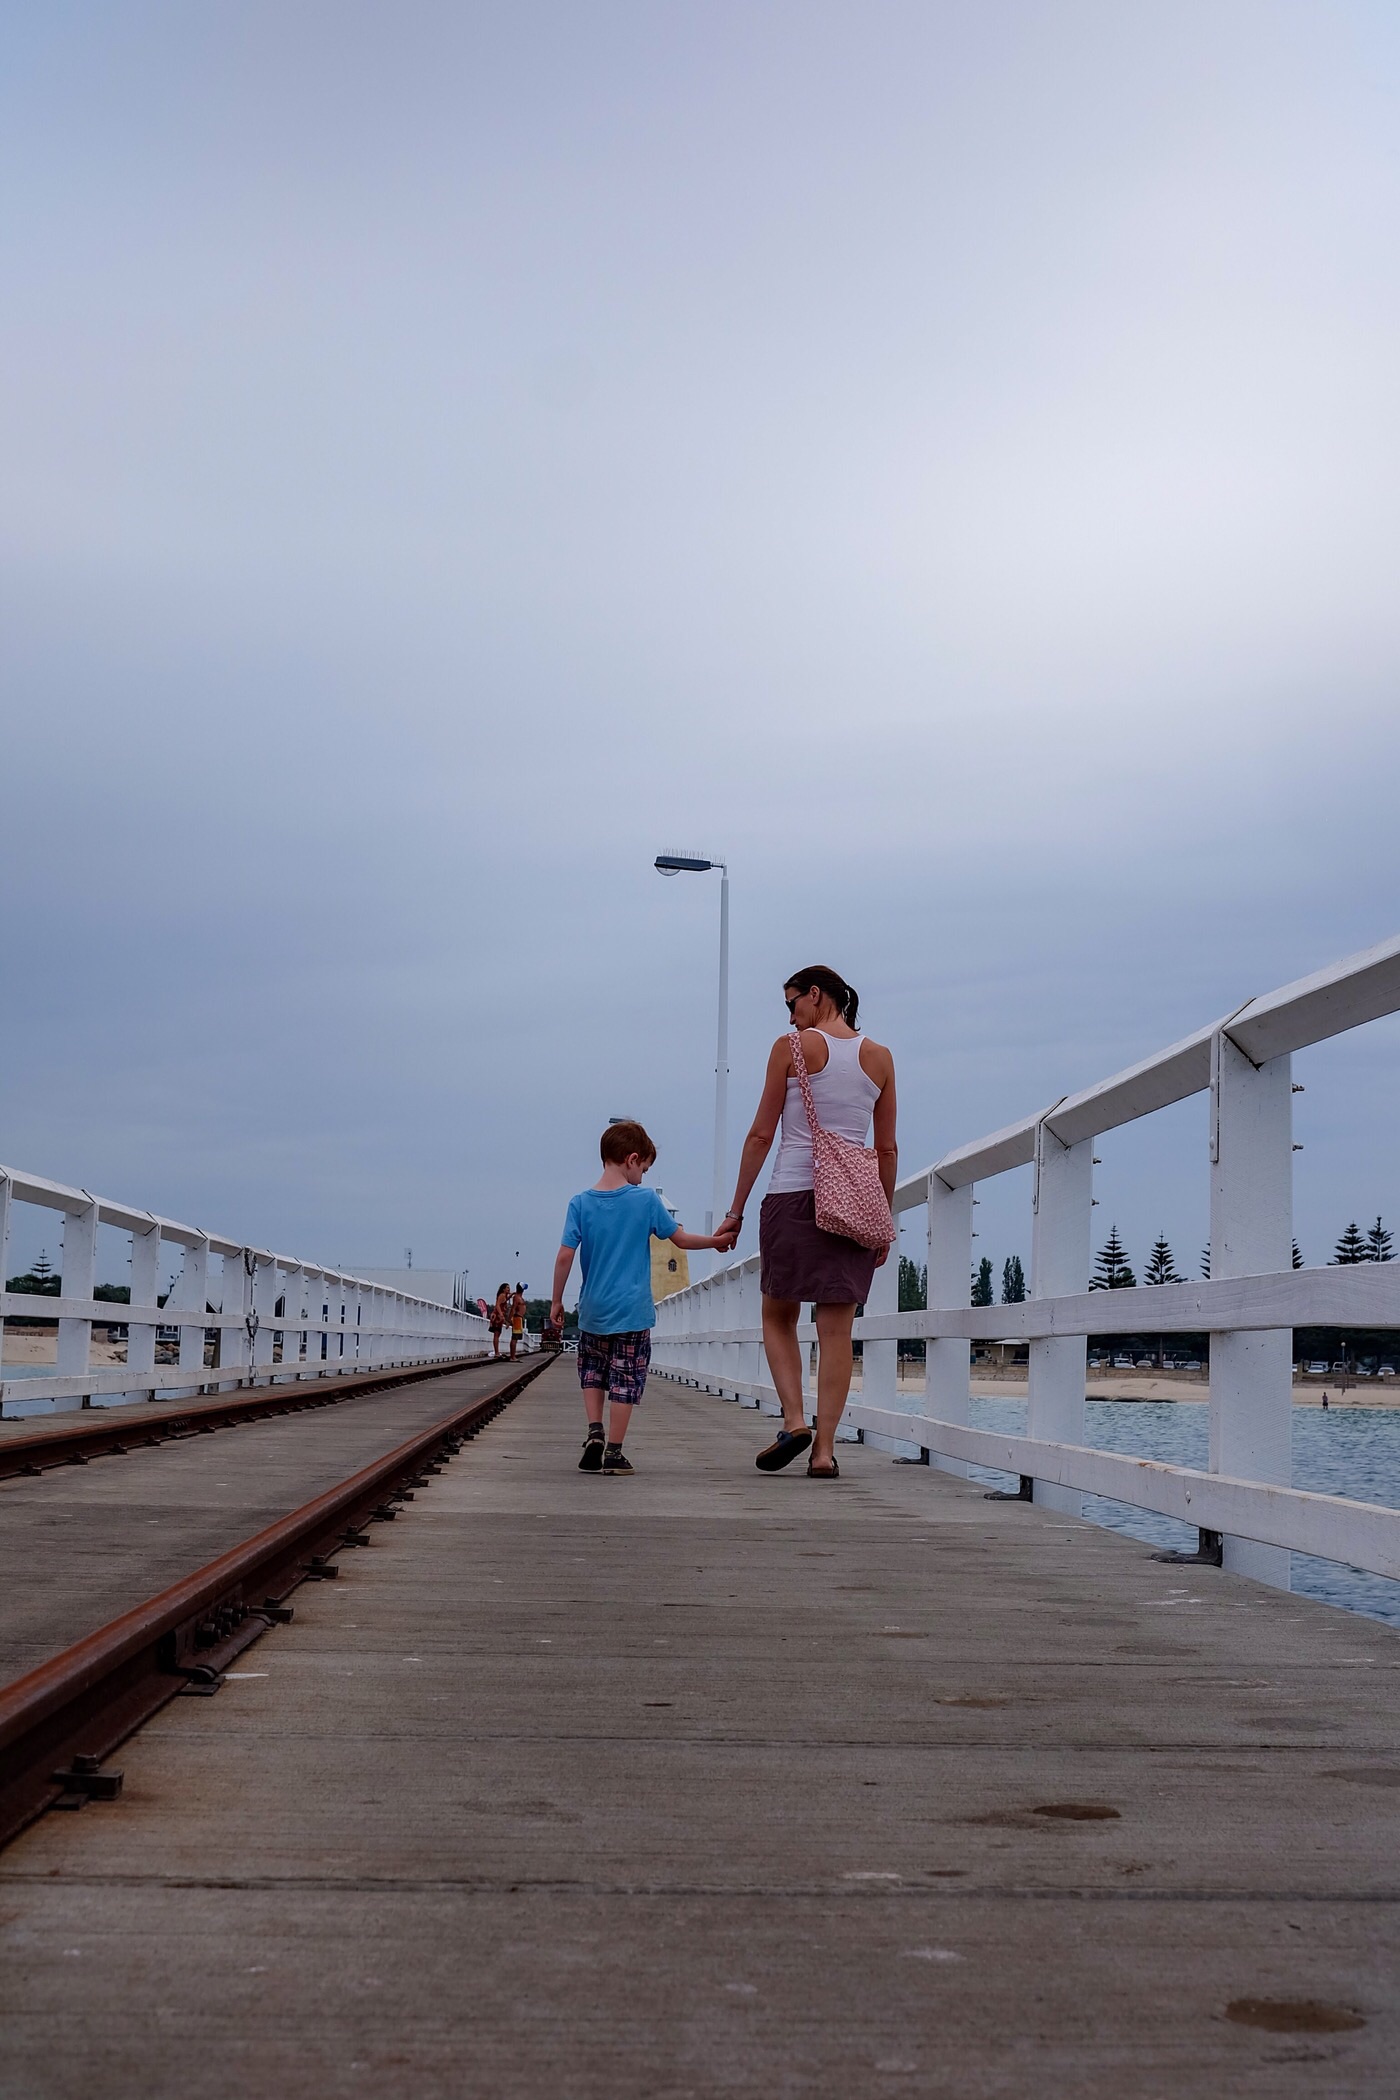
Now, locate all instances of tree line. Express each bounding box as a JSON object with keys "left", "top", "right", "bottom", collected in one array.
[
  {"left": 894, "top": 1217, "right": 1395, "bottom": 1312},
  {"left": 1089, "top": 1217, "right": 1392, "bottom": 1289}
]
